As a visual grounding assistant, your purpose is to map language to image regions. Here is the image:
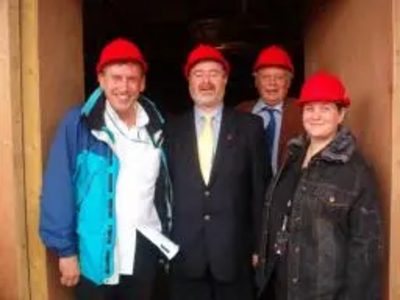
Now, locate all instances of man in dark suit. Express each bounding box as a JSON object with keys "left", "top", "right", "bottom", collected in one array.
[
  {"left": 237, "top": 45, "right": 302, "bottom": 174},
  {"left": 166, "top": 44, "right": 271, "bottom": 300}
]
